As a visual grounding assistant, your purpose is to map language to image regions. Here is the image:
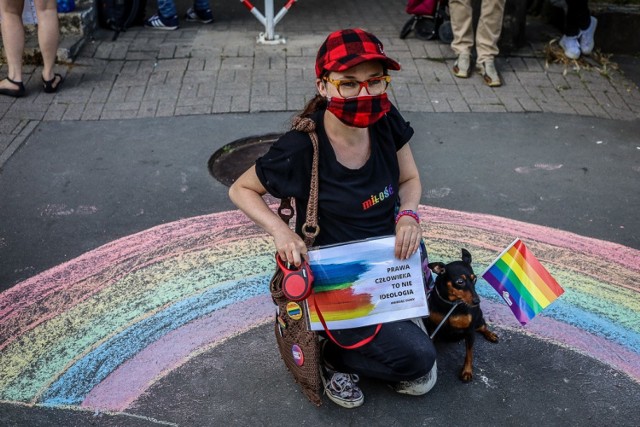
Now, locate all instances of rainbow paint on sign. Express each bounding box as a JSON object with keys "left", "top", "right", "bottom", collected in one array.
[{"left": 482, "top": 238, "right": 564, "bottom": 325}]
